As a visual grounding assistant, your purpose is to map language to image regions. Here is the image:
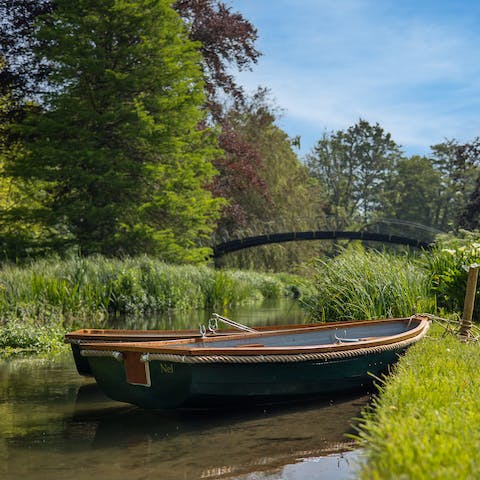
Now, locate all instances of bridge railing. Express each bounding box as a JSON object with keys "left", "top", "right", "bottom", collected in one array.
[{"left": 212, "top": 230, "right": 432, "bottom": 259}]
